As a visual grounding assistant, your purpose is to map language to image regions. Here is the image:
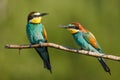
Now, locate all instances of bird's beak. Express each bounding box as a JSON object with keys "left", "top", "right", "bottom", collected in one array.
[
  {"left": 59, "top": 25, "right": 69, "bottom": 29},
  {"left": 40, "top": 13, "right": 48, "bottom": 16},
  {"left": 59, "top": 24, "right": 76, "bottom": 29},
  {"left": 59, "top": 24, "right": 79, "bottom": 34}
]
